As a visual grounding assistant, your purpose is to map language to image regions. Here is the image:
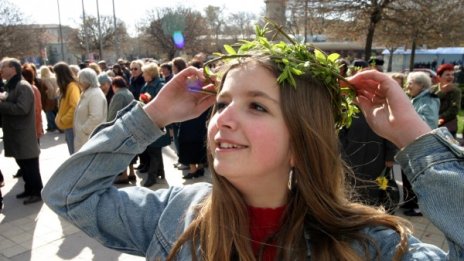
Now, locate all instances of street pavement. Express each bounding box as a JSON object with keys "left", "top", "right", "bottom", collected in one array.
[{"left": 0, "top": 126, "right": 448, "bottom": 260}]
